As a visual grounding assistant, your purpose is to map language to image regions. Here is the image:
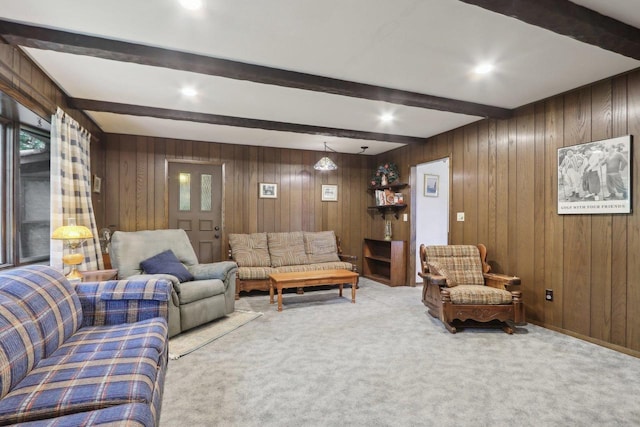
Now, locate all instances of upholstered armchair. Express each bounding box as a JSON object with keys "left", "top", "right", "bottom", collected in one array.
[
  {"left": 110, "top": 229, "right": 237, "bottom": 338},
  {"left": 418, "top": 244, "right": 524, "bottom": 334}
]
